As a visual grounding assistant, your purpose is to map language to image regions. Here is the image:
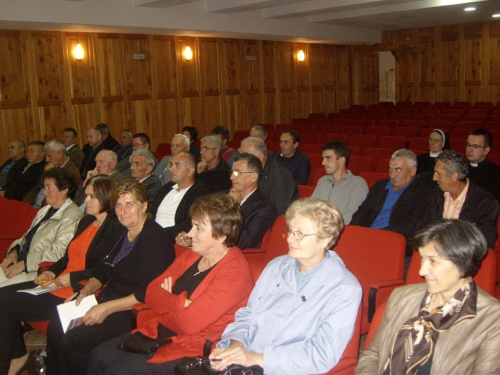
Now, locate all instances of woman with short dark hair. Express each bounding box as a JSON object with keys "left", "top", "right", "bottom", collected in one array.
[{"left": 356, "top": 219, "right": 500, "bottom": 374}]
